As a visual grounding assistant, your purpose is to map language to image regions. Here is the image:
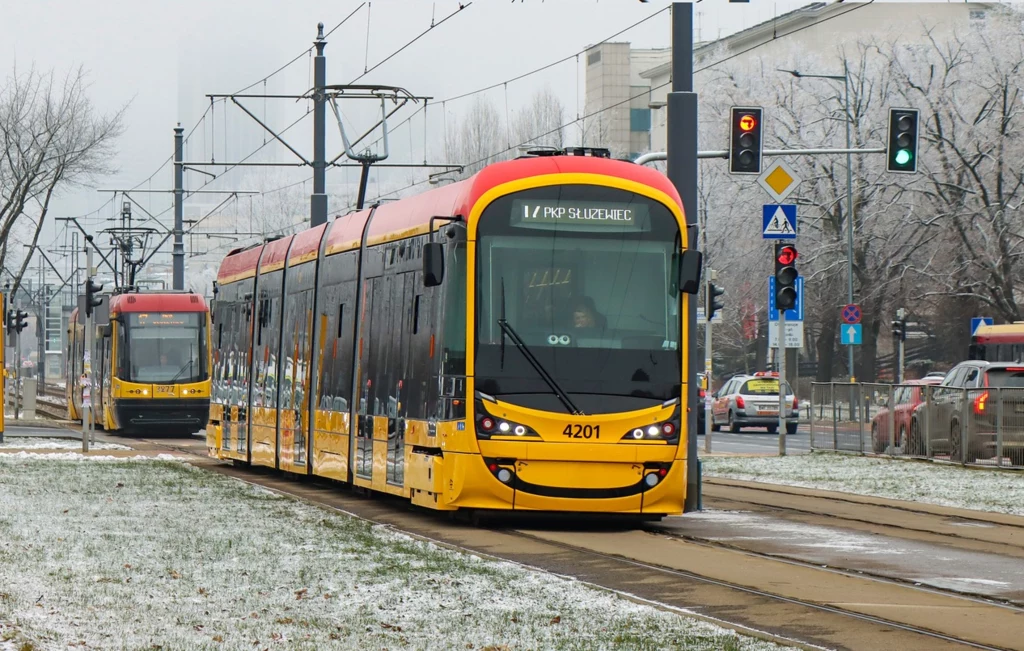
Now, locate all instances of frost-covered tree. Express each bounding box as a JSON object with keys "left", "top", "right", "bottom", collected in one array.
[
  {"left": 0, "top": 64, "right": 125, "bottom": 292},
  {"left": 887, "top": 14, "right": 1024, "bottom": 324}
]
